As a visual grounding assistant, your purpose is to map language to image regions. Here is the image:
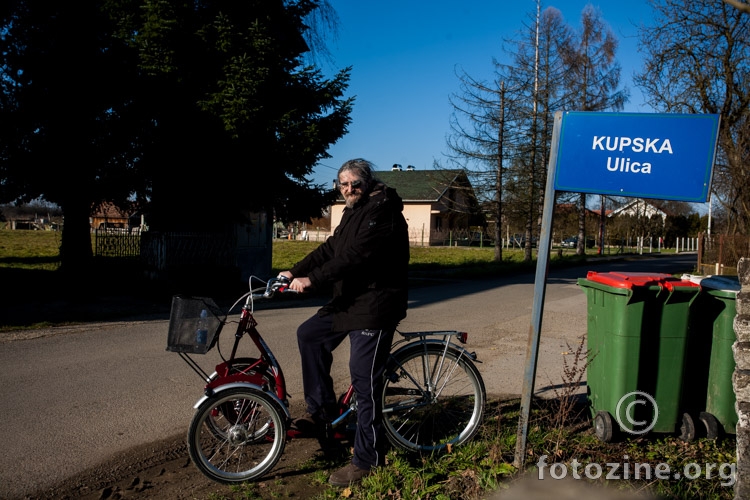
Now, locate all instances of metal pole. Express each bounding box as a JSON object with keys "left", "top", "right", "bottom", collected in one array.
[{"left": 513, "top": 111, "right": 562, "bottom": 468}]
